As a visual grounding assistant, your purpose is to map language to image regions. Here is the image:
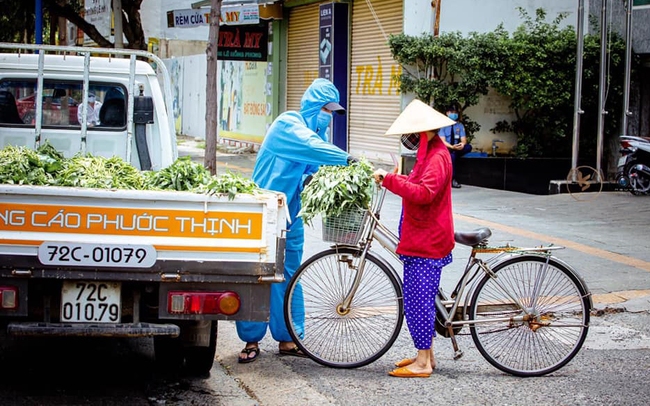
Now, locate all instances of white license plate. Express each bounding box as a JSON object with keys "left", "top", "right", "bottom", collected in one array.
[
  {"left": 61, "top": 281, "right": 121, "bottom": 323},
  {"left": 618, "top": 156, "right": 628, "bottom": 167},
  {"left": 38, "top": 242, "right": 156, "bottom": 268},
  {"left": 61, "top": 281, "right": 122, "bottom": 323}
]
